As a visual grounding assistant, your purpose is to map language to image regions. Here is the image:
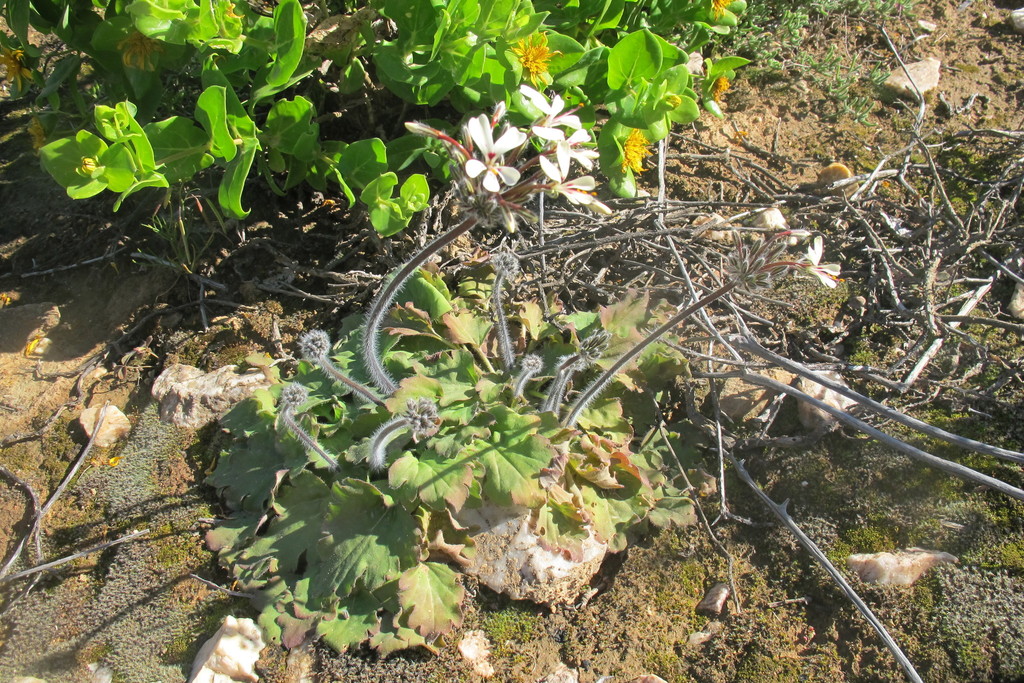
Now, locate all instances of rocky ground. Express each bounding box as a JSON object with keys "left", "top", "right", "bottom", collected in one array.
[{"left": 1, "top": 0, "right": 1023, "bottom": 681}]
